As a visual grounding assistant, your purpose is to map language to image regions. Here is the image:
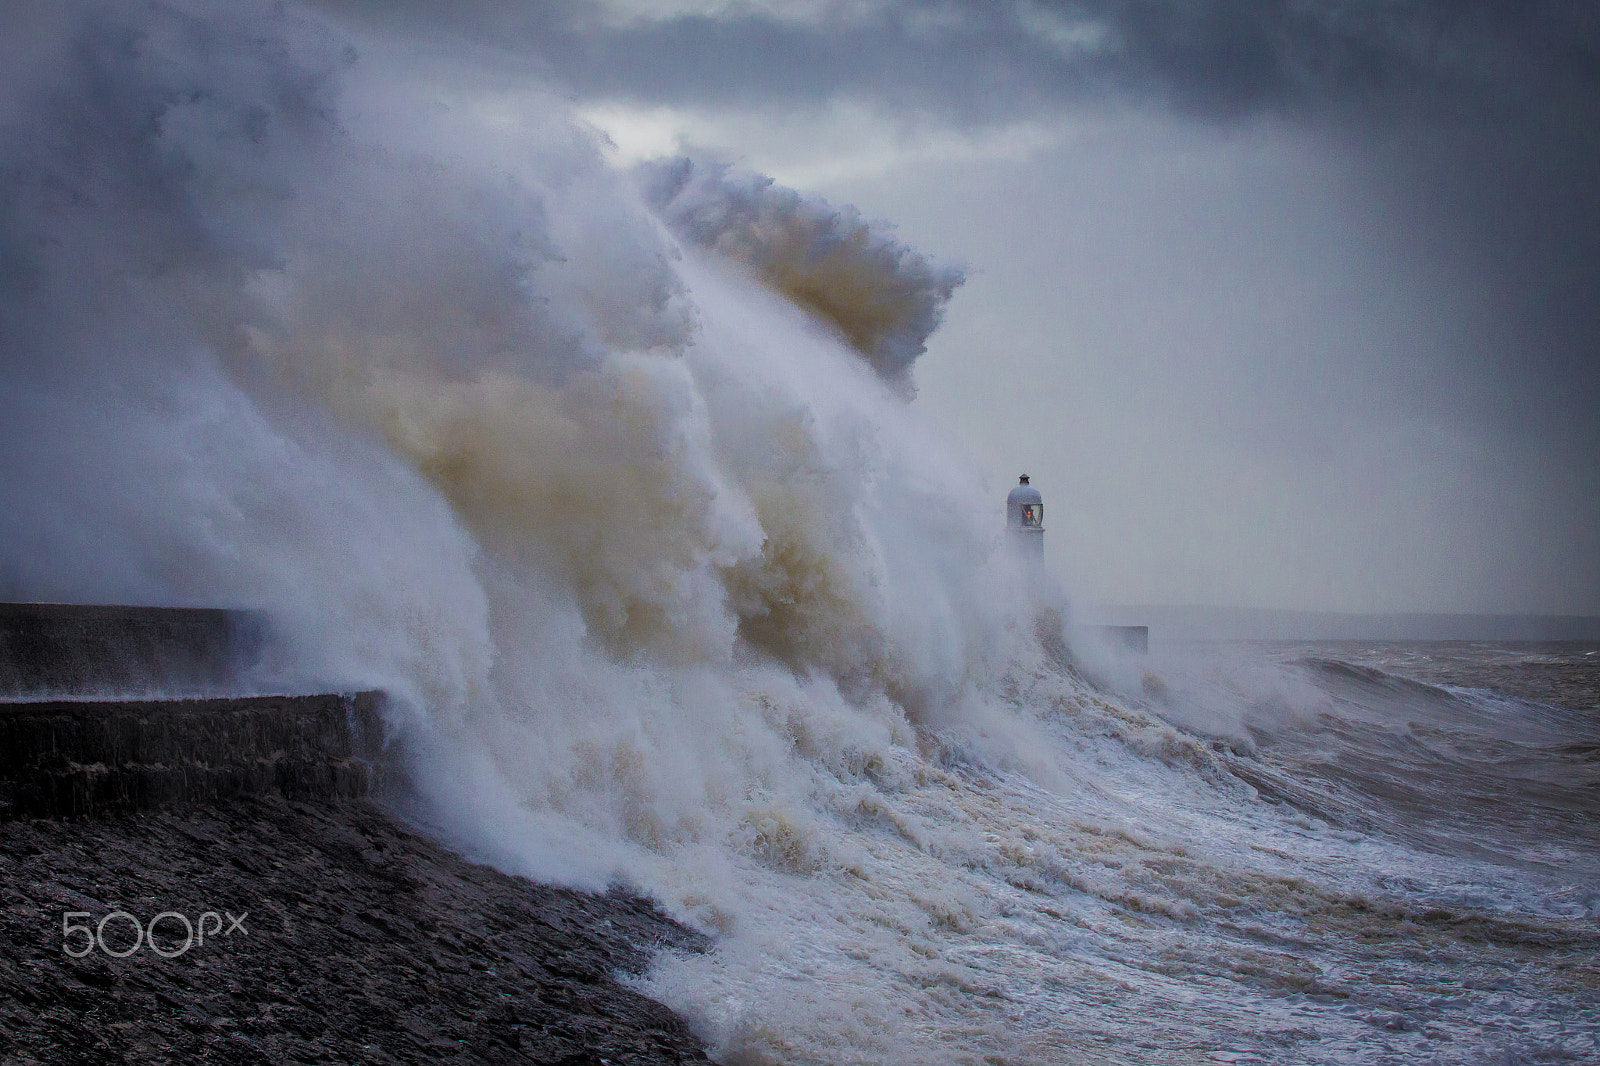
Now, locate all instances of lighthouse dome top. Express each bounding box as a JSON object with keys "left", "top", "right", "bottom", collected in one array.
[{"left": 1006, "top": 474, "right": 1042, "bottom": 508}]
